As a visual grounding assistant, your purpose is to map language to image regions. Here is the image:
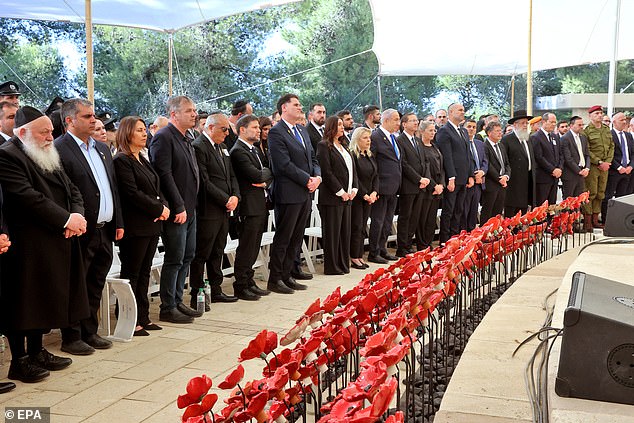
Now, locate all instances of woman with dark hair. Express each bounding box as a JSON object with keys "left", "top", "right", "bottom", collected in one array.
[
  {"left": 349, "top": 127, "right": 377, "bottom": 269},
  {"left": 417, "top": 120, "right": 445, "bottom": 250},
  {"left": 113, "top": 116, "right": 170, "bottom": 336},
  {"left": 257, "top": 116, "right": 272, "bottom": 167},
  {"left": 316, "top": 116, "right": 358, "bottom": 275}
]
